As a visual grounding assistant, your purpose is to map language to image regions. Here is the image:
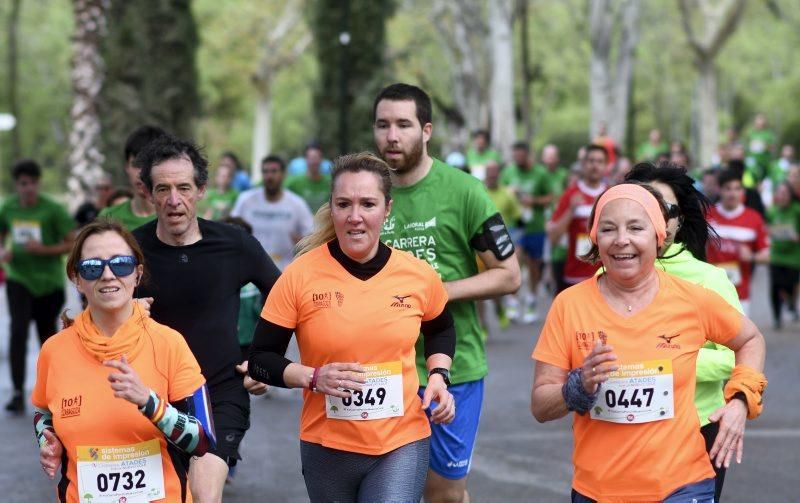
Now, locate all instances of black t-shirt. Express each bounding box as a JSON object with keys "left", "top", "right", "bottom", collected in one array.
[{"left": 133, "top": 218, "right": 280, "bottom": 385}]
